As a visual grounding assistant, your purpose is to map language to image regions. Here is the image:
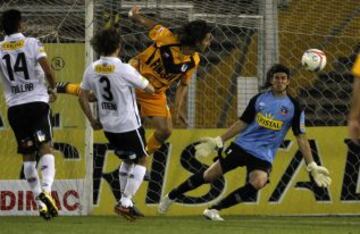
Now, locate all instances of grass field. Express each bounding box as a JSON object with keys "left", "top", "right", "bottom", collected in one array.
[{"left": 0, "top": 216, "right": 359, "bottom": 234}]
